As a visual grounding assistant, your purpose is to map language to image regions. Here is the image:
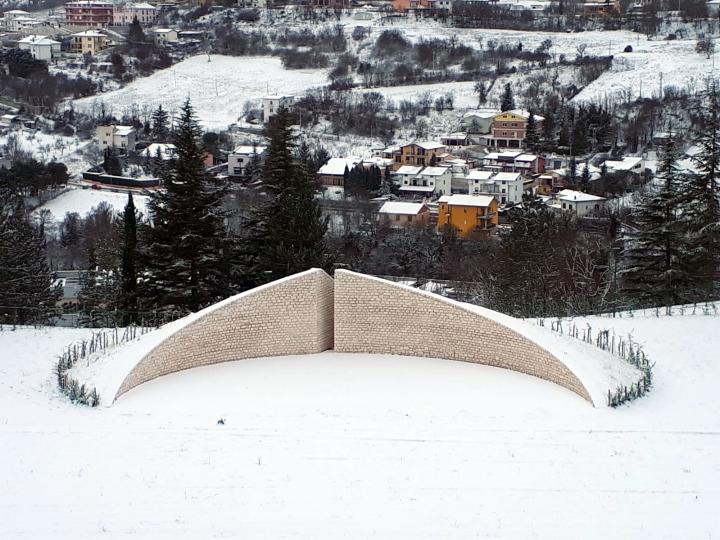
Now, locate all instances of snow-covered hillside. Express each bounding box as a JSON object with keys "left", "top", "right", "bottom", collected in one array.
[
  {"left": 1, "top": 312, "right": 718, "bottom": 538},
  {"left": 73, "top": 55, "right": 329, "bottom": 130}
]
